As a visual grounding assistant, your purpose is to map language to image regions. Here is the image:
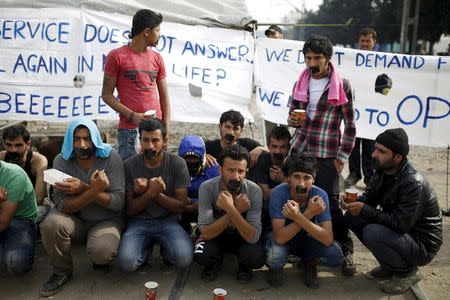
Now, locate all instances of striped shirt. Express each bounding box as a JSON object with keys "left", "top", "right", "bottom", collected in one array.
[{"left": 289, "top": 78, "right": 356, "bottom": 162}]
